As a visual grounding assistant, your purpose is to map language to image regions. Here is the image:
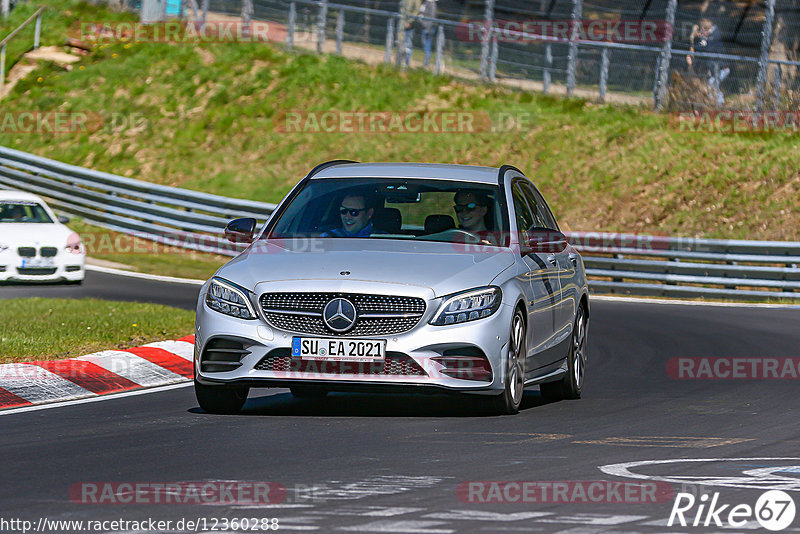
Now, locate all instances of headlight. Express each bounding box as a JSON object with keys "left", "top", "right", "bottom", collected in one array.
[
  {"left": 205, "top": 277, "right": 257, "bottom": 320},
  {"left": 0, "top": 243, "right": 8, "bottom": 252},
  {"left": 429, "top": 286, "right": 502, "bottom": 326}
]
